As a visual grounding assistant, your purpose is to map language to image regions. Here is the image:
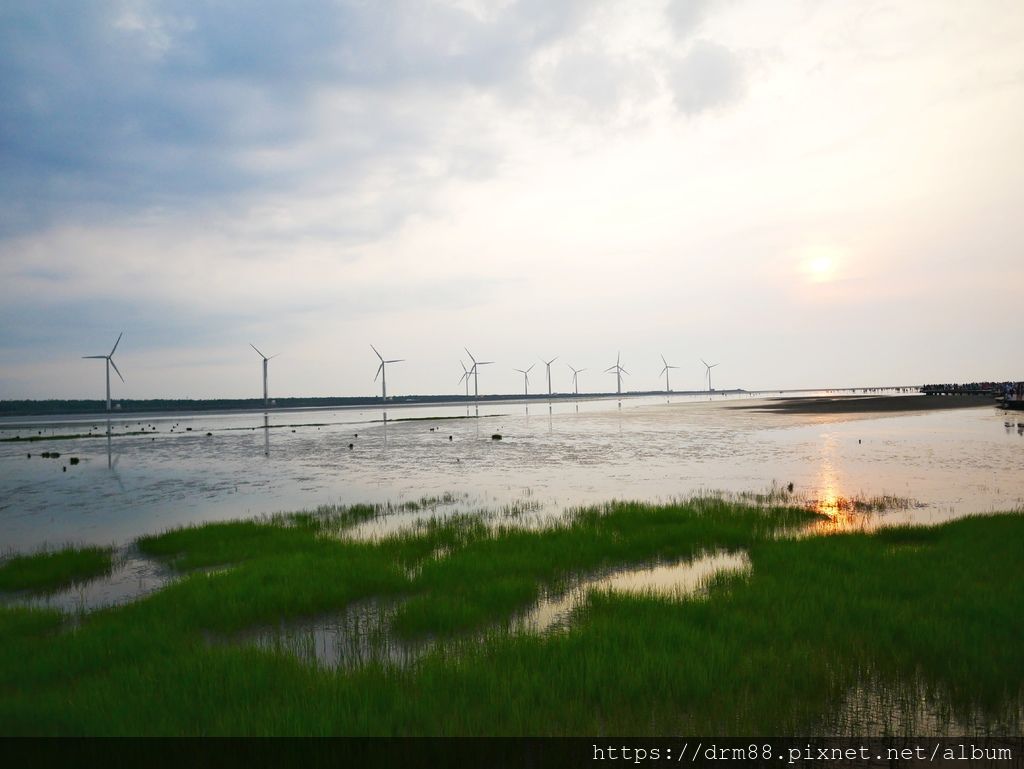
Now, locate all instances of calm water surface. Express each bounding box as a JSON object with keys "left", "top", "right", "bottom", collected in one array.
[{"left": 2, "top": 394, "right": 1022, "bottom": 552}]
